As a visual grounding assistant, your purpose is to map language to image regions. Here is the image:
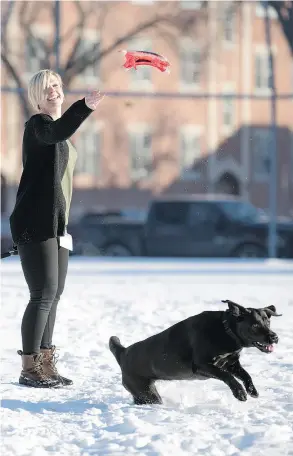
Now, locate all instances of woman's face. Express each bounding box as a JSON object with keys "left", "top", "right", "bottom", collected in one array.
[{"left": 38, "top": 74, "right": 64, "bottom": 115}]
